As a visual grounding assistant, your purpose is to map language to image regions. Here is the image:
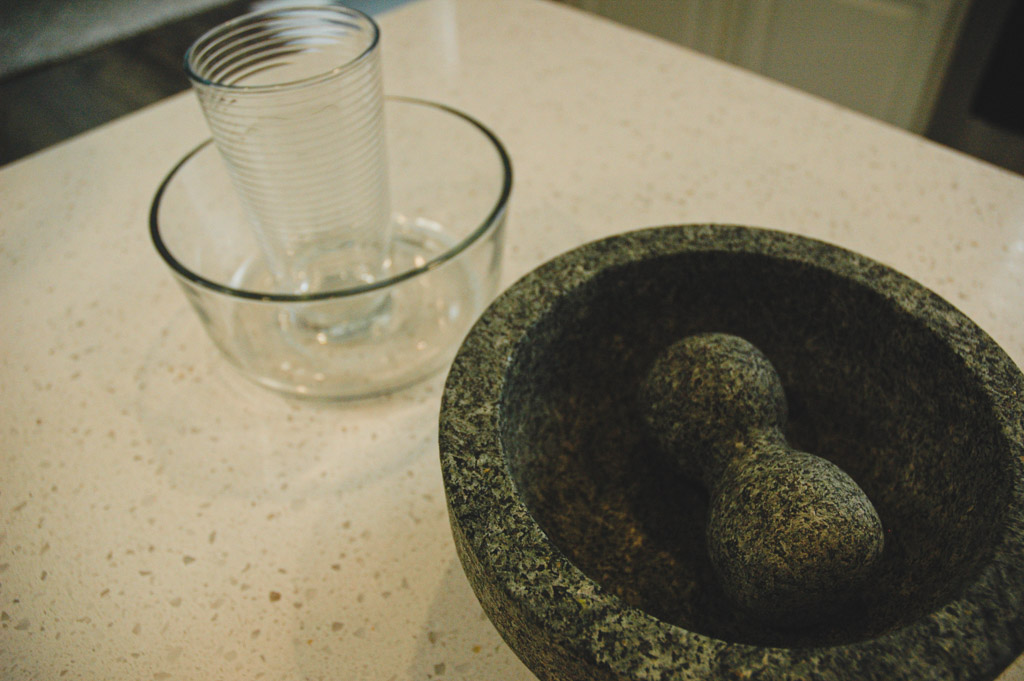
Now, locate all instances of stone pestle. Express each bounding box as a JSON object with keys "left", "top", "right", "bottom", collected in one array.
[{"left": 639, "top": 332, "right": 884, "bottom": 627}]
